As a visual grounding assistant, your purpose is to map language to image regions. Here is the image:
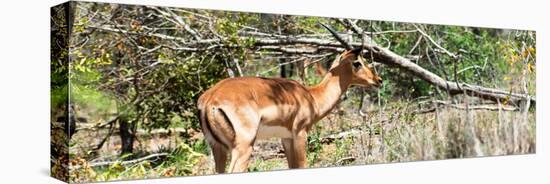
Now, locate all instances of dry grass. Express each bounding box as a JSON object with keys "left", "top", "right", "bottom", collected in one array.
[
  {"left": 238, "top": 96, "right": 536, "bottom": 172},
  {"left": 69, "top": 97, "right": 535, "bottom": 179}
]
